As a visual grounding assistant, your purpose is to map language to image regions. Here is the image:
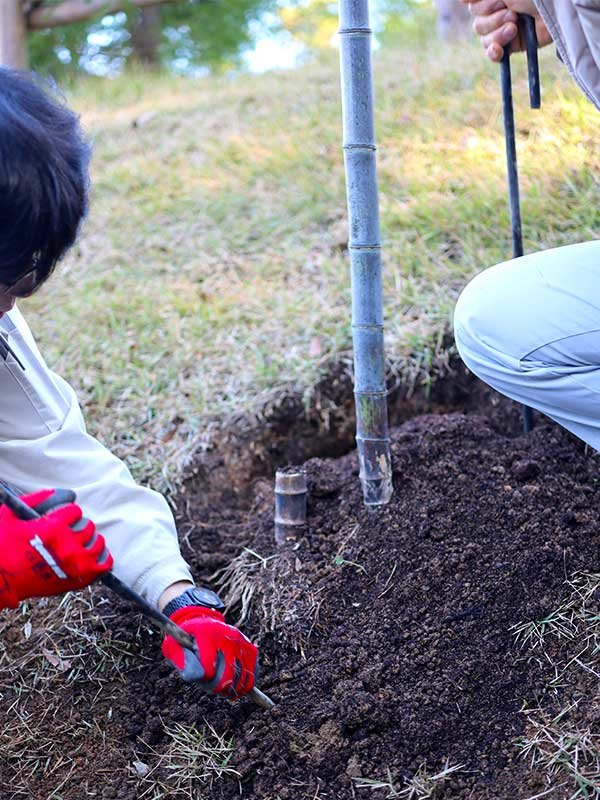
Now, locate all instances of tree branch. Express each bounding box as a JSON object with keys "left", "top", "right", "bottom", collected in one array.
[{"left": 28, "top": 0, "right": 179, "bottom": 30}]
